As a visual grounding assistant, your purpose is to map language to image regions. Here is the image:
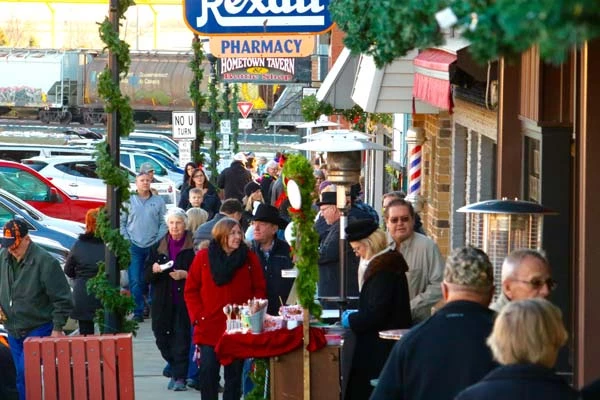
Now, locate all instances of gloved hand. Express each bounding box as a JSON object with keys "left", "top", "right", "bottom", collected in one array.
[{"left": 341, "top": 309, "right": 357, "bottom": 328}]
